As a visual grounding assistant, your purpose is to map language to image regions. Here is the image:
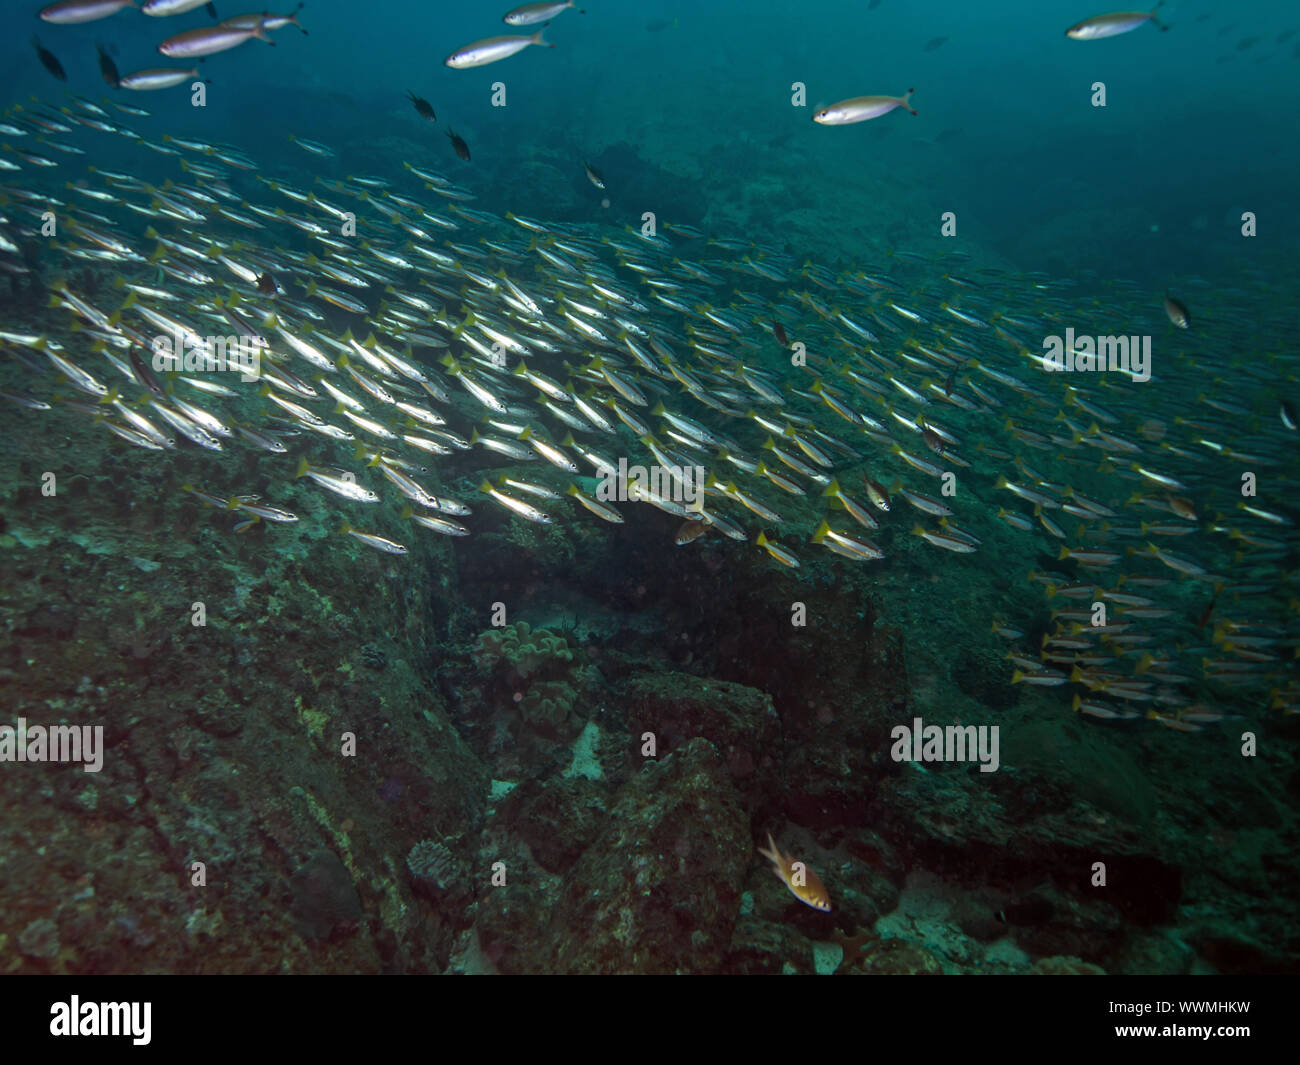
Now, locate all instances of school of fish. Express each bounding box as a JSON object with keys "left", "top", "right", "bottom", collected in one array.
[{"left": 3, "top": 3, "right": 1298, "bottom": 754}]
